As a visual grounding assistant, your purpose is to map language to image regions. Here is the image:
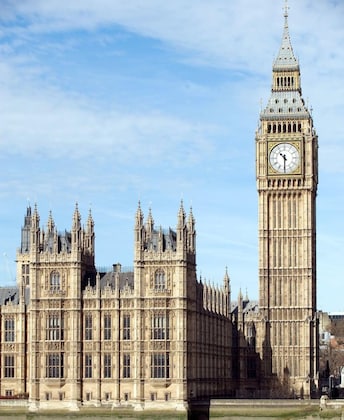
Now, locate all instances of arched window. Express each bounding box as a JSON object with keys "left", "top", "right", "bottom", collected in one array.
[
  {"left": 154, "top": 270, "right": 166, "bottom": 290},
  {"left": 151, "top": 313, "right": 170, "bottom": 340},
  {"left": 247, "top": 323, "right": 256, "bottom": 349},
  {"left": 46, "top": 313, "right": 63, "bottom": 341},
  {"left": 84, "top": 314, "right": 93, "bottom": 340},
  {"left": 50, "top": 272, "right": 60, "bottom": 291},
  {"left": 4, "top": 318, "right": 15, "bottom": 342}
]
